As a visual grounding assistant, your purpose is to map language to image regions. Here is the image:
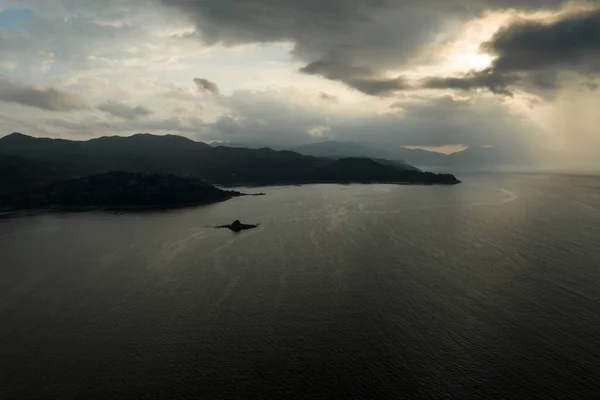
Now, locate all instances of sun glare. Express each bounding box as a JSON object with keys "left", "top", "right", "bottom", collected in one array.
[
  {"left": 451, "top": 47, "right": 494, "bottom": 72},
  {"left": 405, "top": 12, "right": 509, "bottom": 79}
]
